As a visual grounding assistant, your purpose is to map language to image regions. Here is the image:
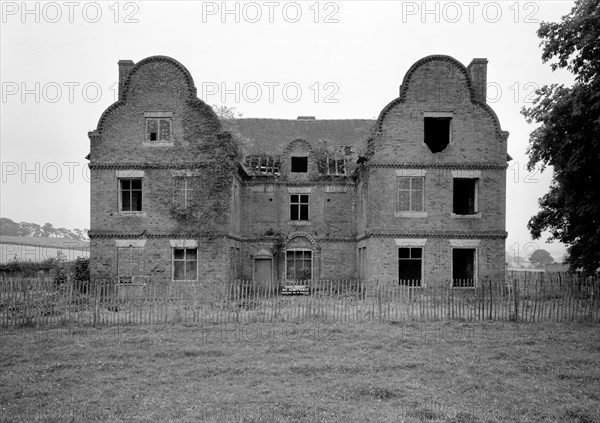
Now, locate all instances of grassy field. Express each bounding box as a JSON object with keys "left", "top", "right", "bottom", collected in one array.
[{"left": 1, "top": 321, "right": 599, "bottom": 423}]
